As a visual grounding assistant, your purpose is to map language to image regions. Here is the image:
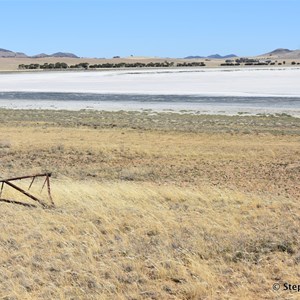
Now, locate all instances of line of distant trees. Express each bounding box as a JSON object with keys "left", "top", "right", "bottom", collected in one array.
[
  {"left": 18, "top": 61, "right": 206, "bottom": 70},
  {"left": 18, "top": 60, "right": 300, "bottom": 70},
  {"left": 89, "top": 61, "right": 176, "bottom": 68},
  {"left": 18, "top": 62, "right": 69, "bottom": 70},
  {"left": 177, "top": 62, "right": 206, "bottom": 67},
  {"left": 220, "top": 58, "right": 300, "bottom": 67}
]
